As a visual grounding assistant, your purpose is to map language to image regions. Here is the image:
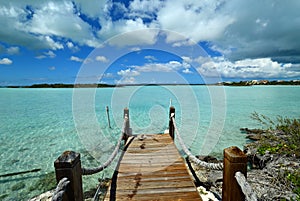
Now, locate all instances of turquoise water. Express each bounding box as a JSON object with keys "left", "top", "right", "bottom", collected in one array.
[{"left": 0, "top": 86, "right": 299, "bottom": 200}]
